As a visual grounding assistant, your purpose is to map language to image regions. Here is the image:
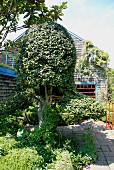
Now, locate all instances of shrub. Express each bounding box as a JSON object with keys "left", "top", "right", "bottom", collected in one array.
[
  {"left": 0, "top": 148, "right": 43, "bottom": 170},
  {"left": 58, "top": 97, "right": 107, "bottom": 125},
  {"left": 47, "top": 150, "right": 74, "bottom": 170},
  {"left": 47, "top": 128, "right": 96, "bottom": 170},
  {"left": 16, "top": 106, "right": 38, "bottom": 125},
  {"left": 0, "top": 114, "right": 21, "bottom": 136},
  {"left": 17, "top": 106, "right": 61, "bottom": 148},
  {"left": 0, "top": 90, "right": 35, "bottom": 115},
  {"left": 0, "top": 137, "right": 18, "bottom": 156}
]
